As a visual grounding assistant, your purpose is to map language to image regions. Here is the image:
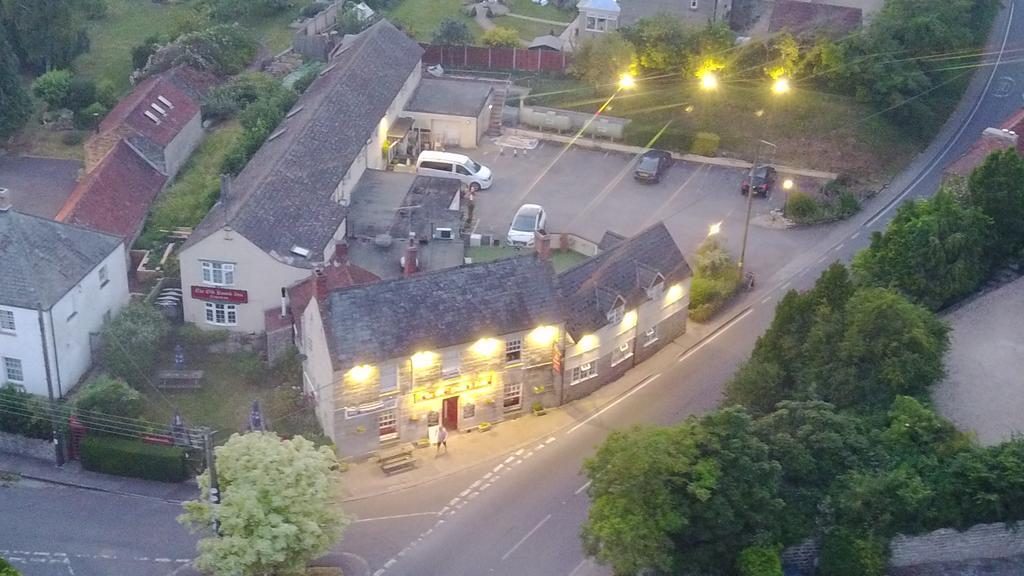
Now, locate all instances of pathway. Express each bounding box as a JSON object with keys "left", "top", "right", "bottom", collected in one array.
[{"left": 504, "top": 12, "right": 571, "bottom": 25}]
